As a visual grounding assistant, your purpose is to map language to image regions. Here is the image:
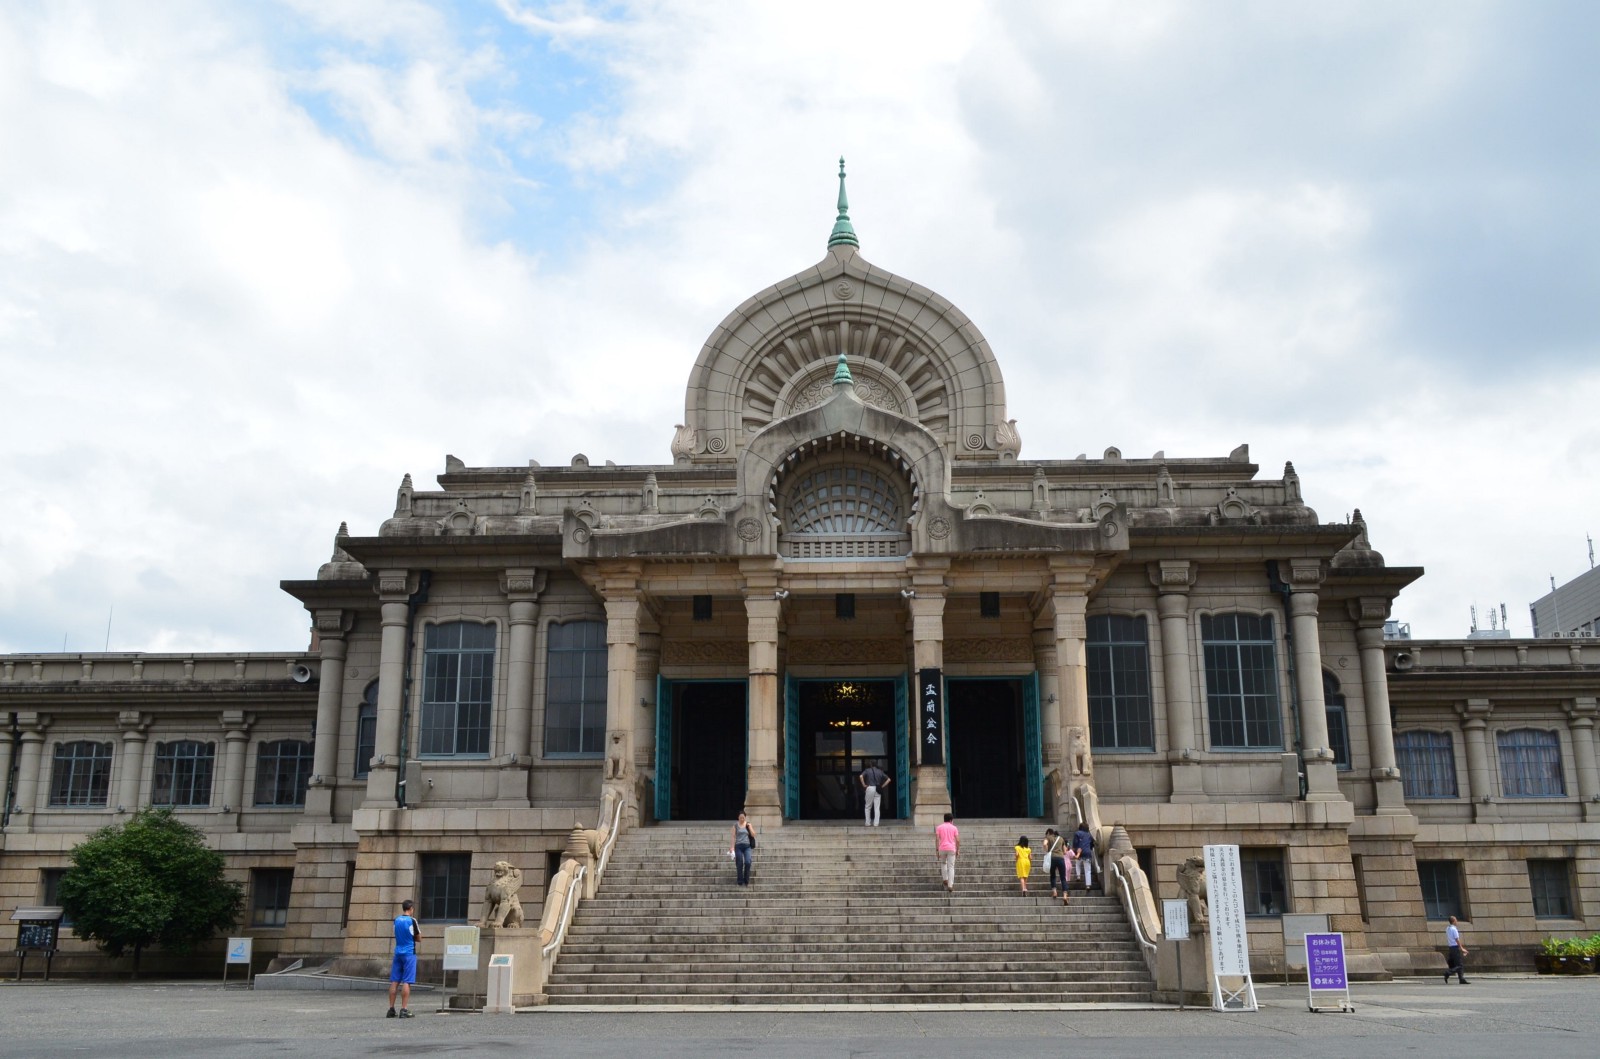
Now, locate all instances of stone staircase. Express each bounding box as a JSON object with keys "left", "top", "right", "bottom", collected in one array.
[{"left": 545, "top": 821, "right": 1156, "bottom": 1006}]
